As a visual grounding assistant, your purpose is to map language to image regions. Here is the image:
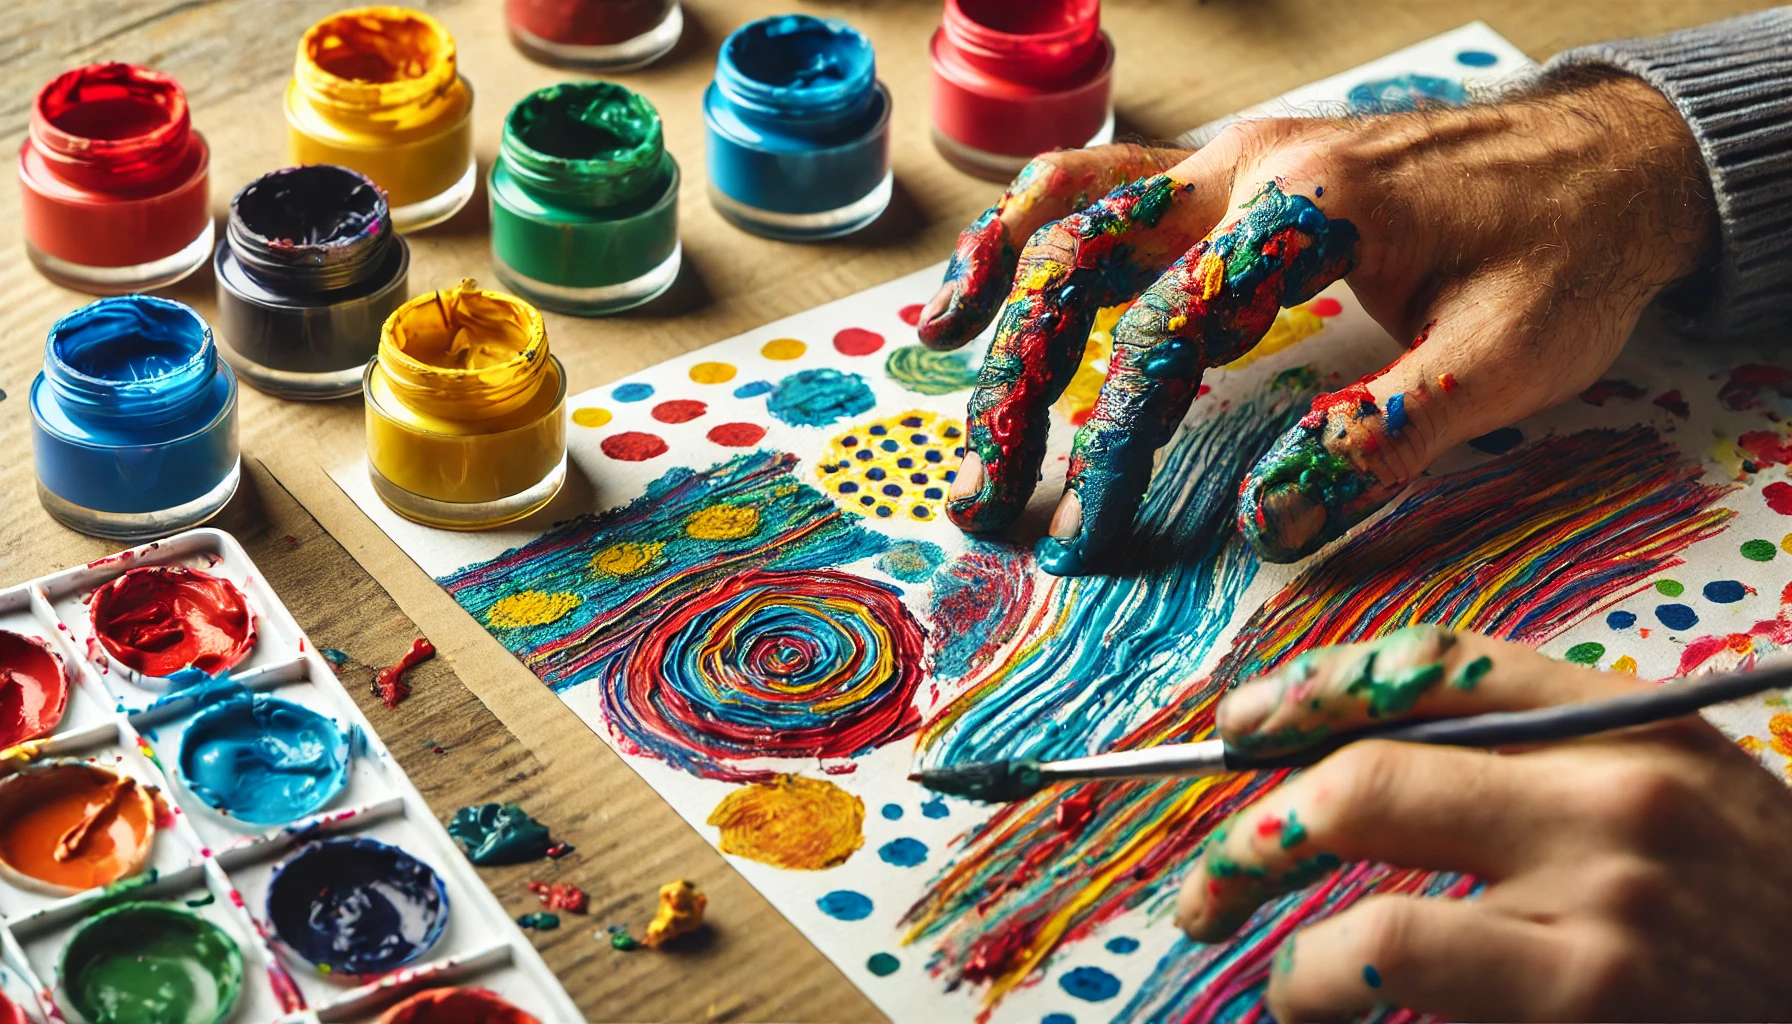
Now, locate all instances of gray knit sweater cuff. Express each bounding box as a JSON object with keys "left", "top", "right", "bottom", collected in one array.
[{"left": 1546, "top": 7, "right": 1792, "bottom": 338}]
